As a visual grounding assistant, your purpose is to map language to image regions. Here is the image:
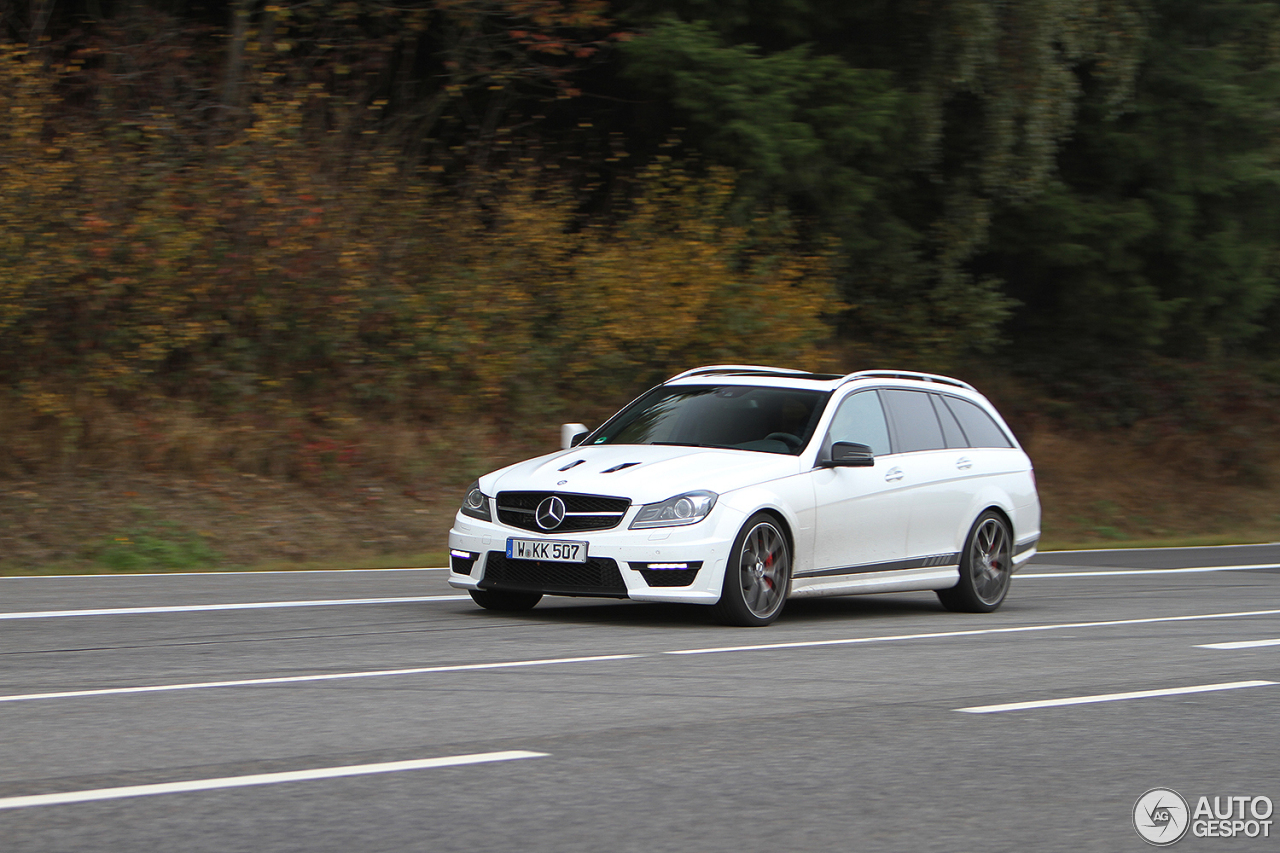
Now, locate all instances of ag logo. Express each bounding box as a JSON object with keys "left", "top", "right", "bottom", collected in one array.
[{"left": 1135, "top": 788, "right": 1190, "bottom": 845}]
